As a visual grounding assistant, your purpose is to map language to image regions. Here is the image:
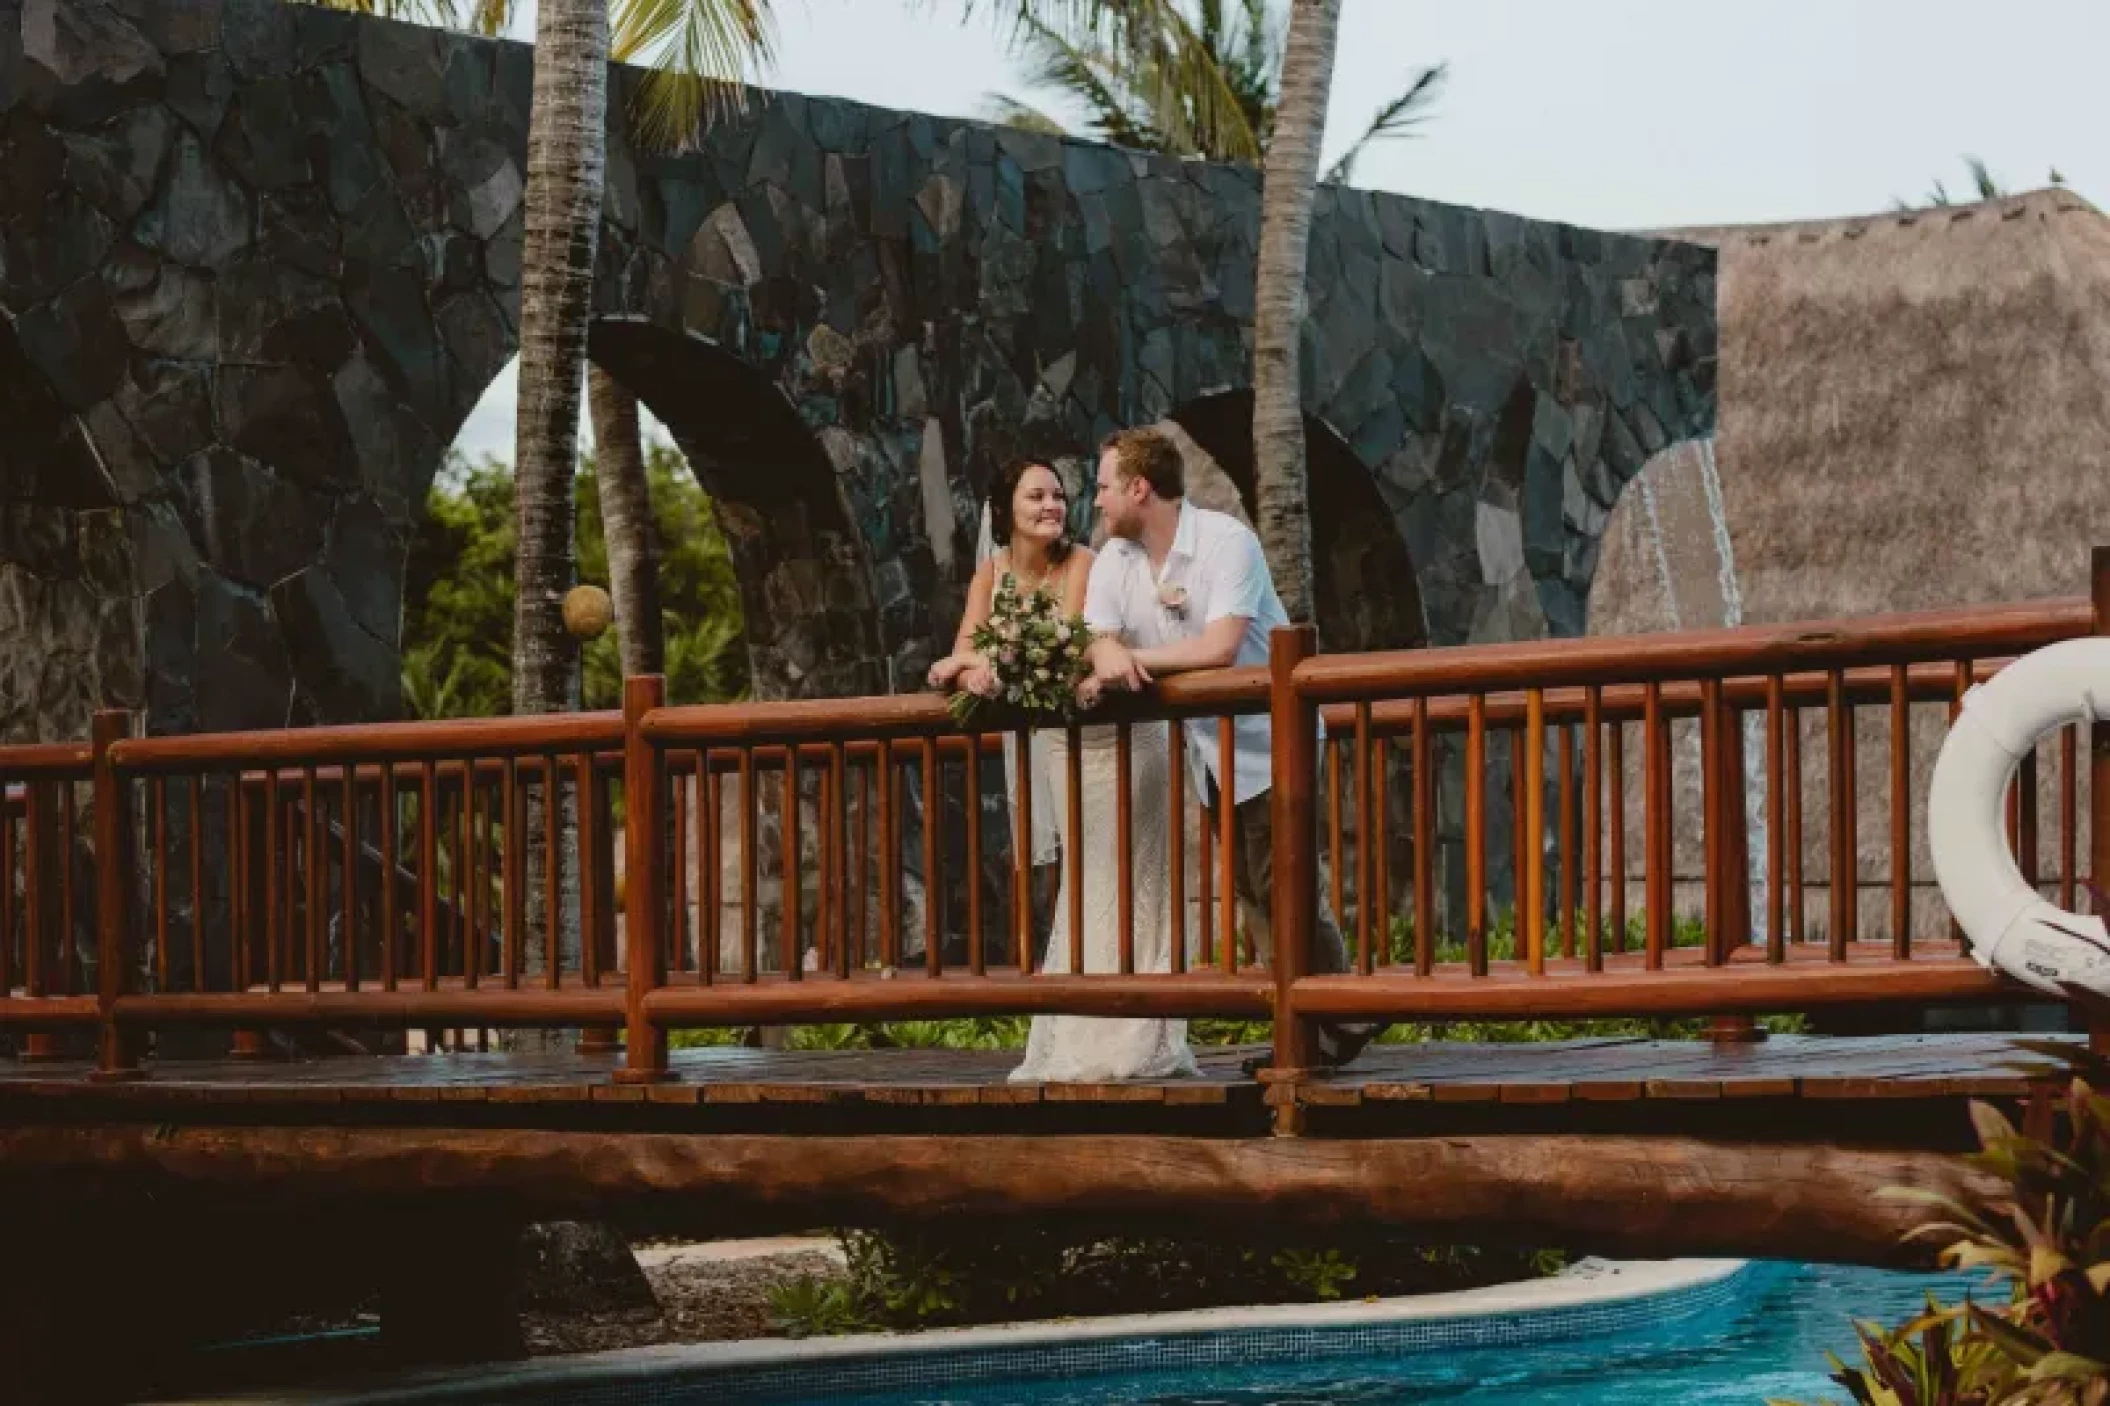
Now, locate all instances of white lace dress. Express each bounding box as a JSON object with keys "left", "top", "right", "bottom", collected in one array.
[{"left": 1009, "top": 721, "right": 1198, "bottom": 1083}]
